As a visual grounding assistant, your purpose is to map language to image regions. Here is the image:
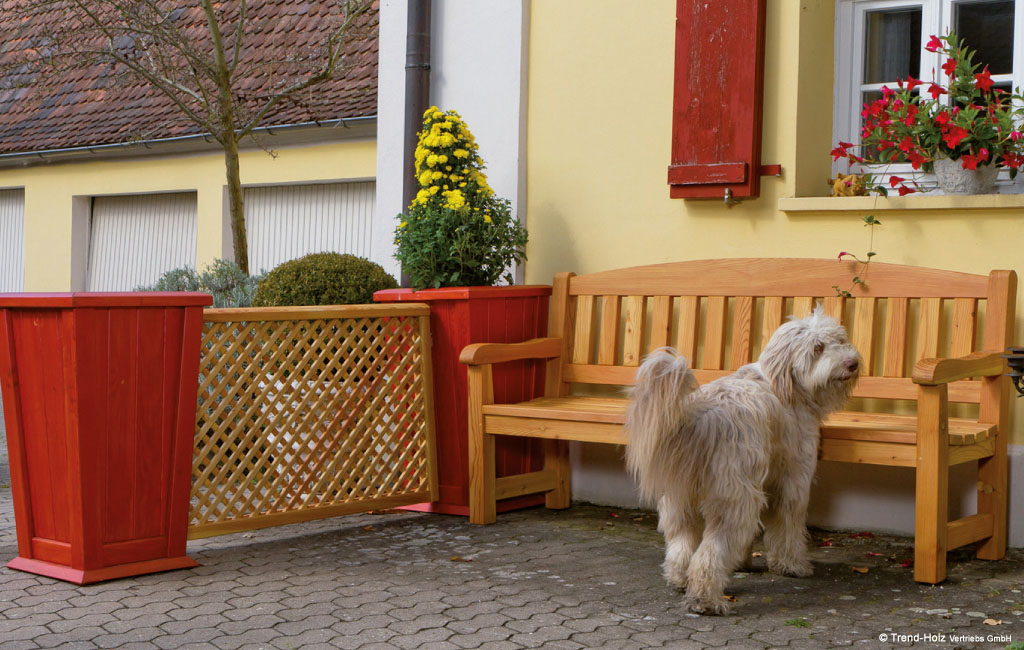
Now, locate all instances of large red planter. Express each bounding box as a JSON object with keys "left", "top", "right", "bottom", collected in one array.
[
  {"left": 375, "top": 286, "right": 551, "bottom": 515},
  {"left": 0, "top": 292, "right": 211, "bottom": 584}
]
